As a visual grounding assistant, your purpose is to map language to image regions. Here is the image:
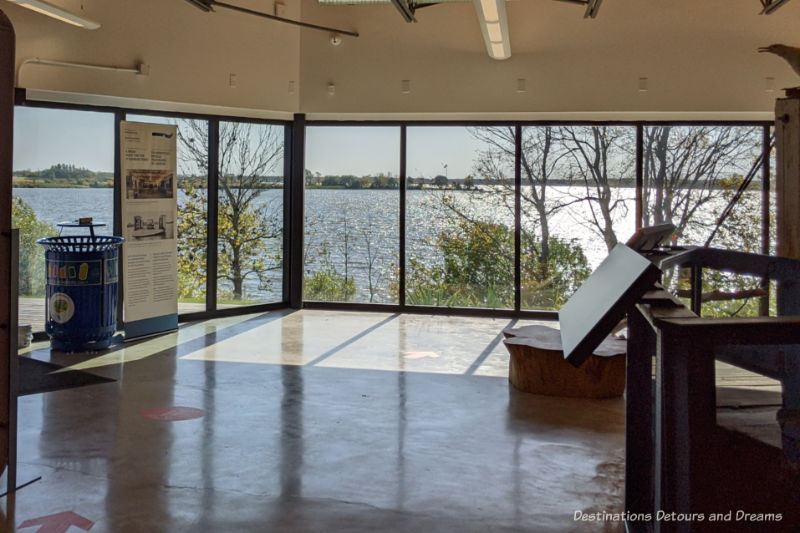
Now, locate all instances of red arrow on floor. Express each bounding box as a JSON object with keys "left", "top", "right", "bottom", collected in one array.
[{"left": 19, "top": 511, "right": 94, "bottom": 533}]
